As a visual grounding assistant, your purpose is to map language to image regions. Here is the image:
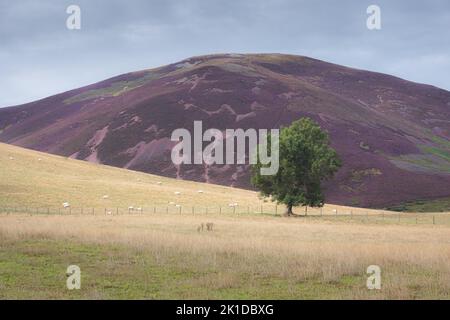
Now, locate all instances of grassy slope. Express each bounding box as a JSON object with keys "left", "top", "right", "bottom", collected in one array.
[{"left": 0, "top": 142, "right": 263, "bottom": 209}]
